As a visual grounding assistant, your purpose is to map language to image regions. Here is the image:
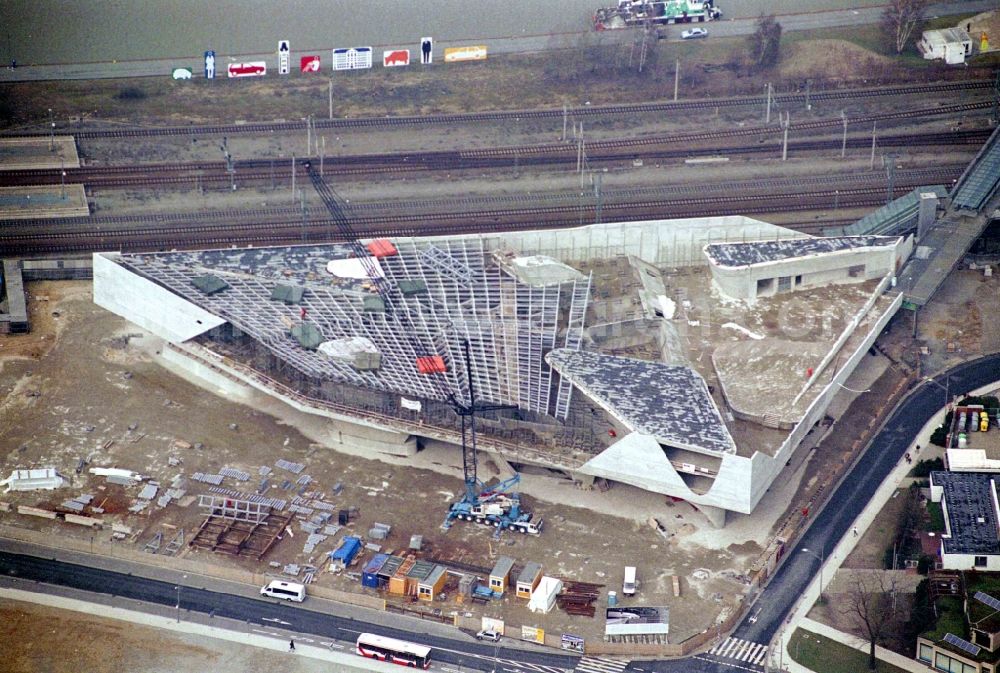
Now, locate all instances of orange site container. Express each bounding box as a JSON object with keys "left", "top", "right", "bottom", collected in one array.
[
  {"left": 416, "top": 356, "right": 447, "bottom": 374},
  {"left": 366, "top": 239, "right": 398, "bottom": 258}
]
